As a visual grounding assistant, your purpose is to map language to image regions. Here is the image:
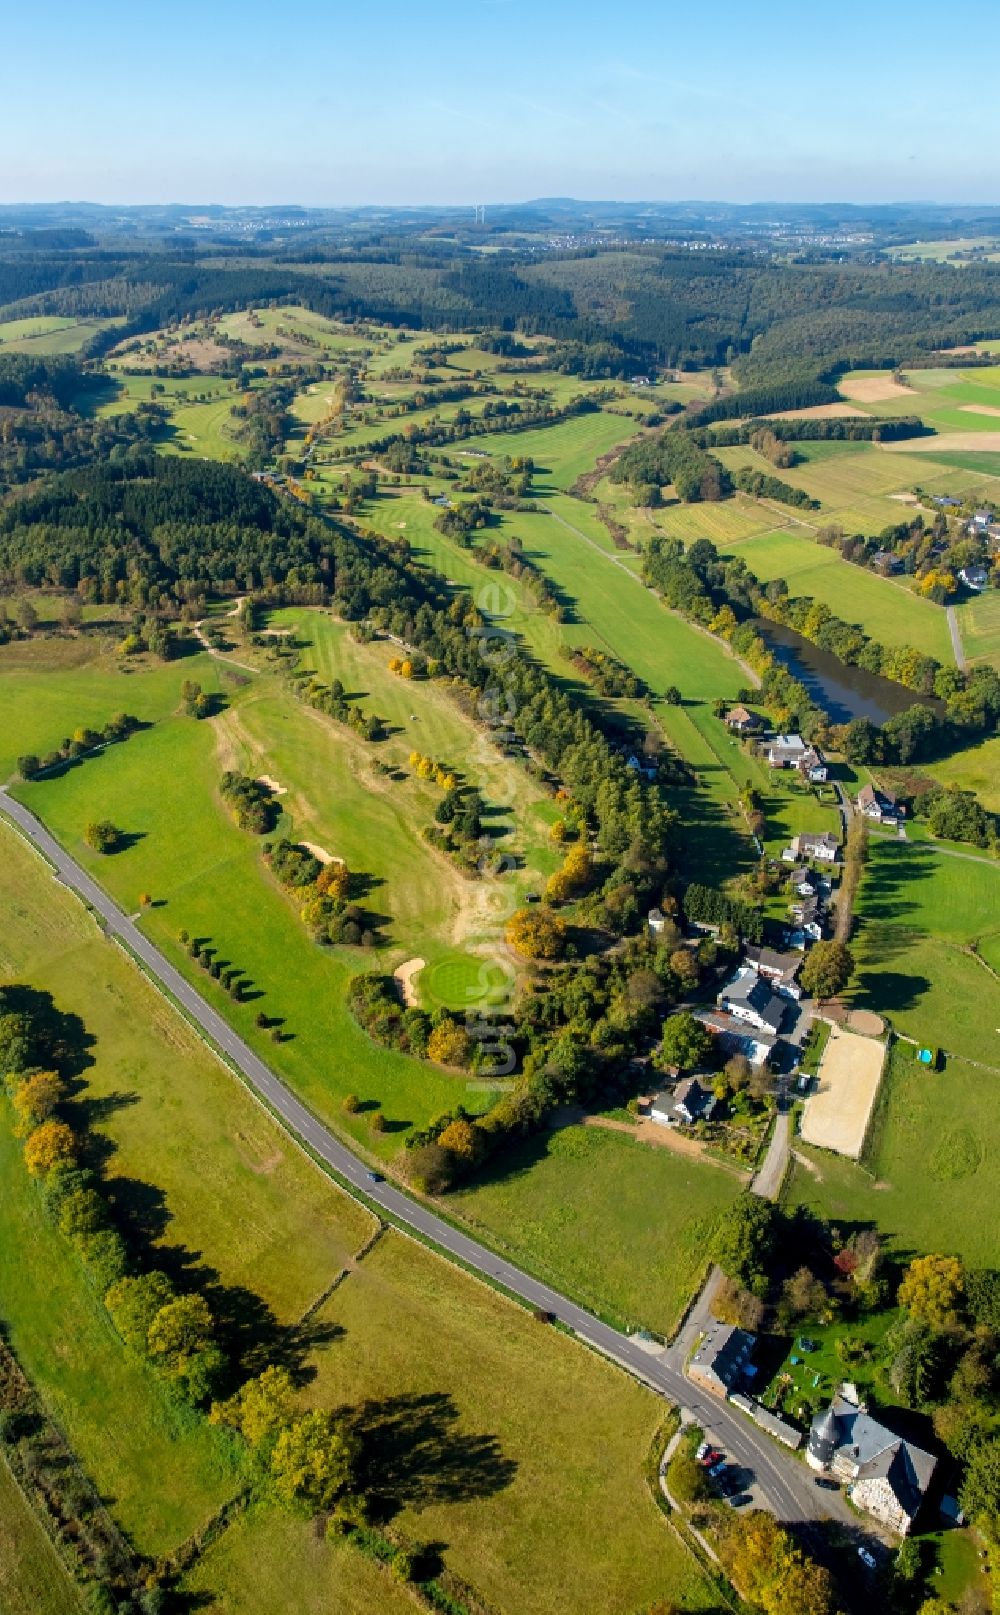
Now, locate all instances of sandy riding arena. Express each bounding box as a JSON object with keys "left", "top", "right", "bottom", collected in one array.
[{"left": 801, "top": 1024, "right": 886, "bottom": 1159}]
